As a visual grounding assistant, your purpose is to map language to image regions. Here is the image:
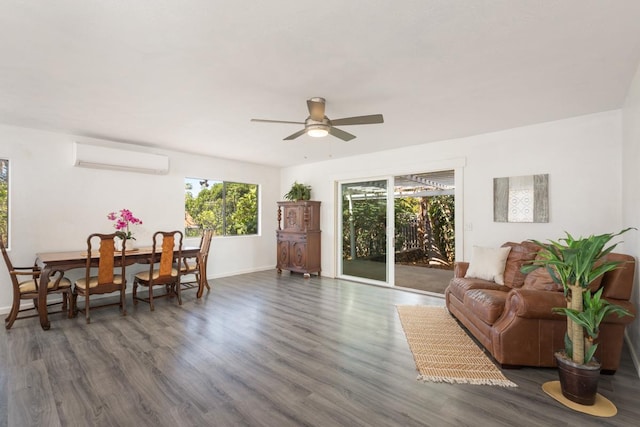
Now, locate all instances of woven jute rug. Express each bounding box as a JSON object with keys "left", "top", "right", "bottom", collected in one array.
[{"left": 397, "top": 305, "right": 517, "bottom": 387}]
